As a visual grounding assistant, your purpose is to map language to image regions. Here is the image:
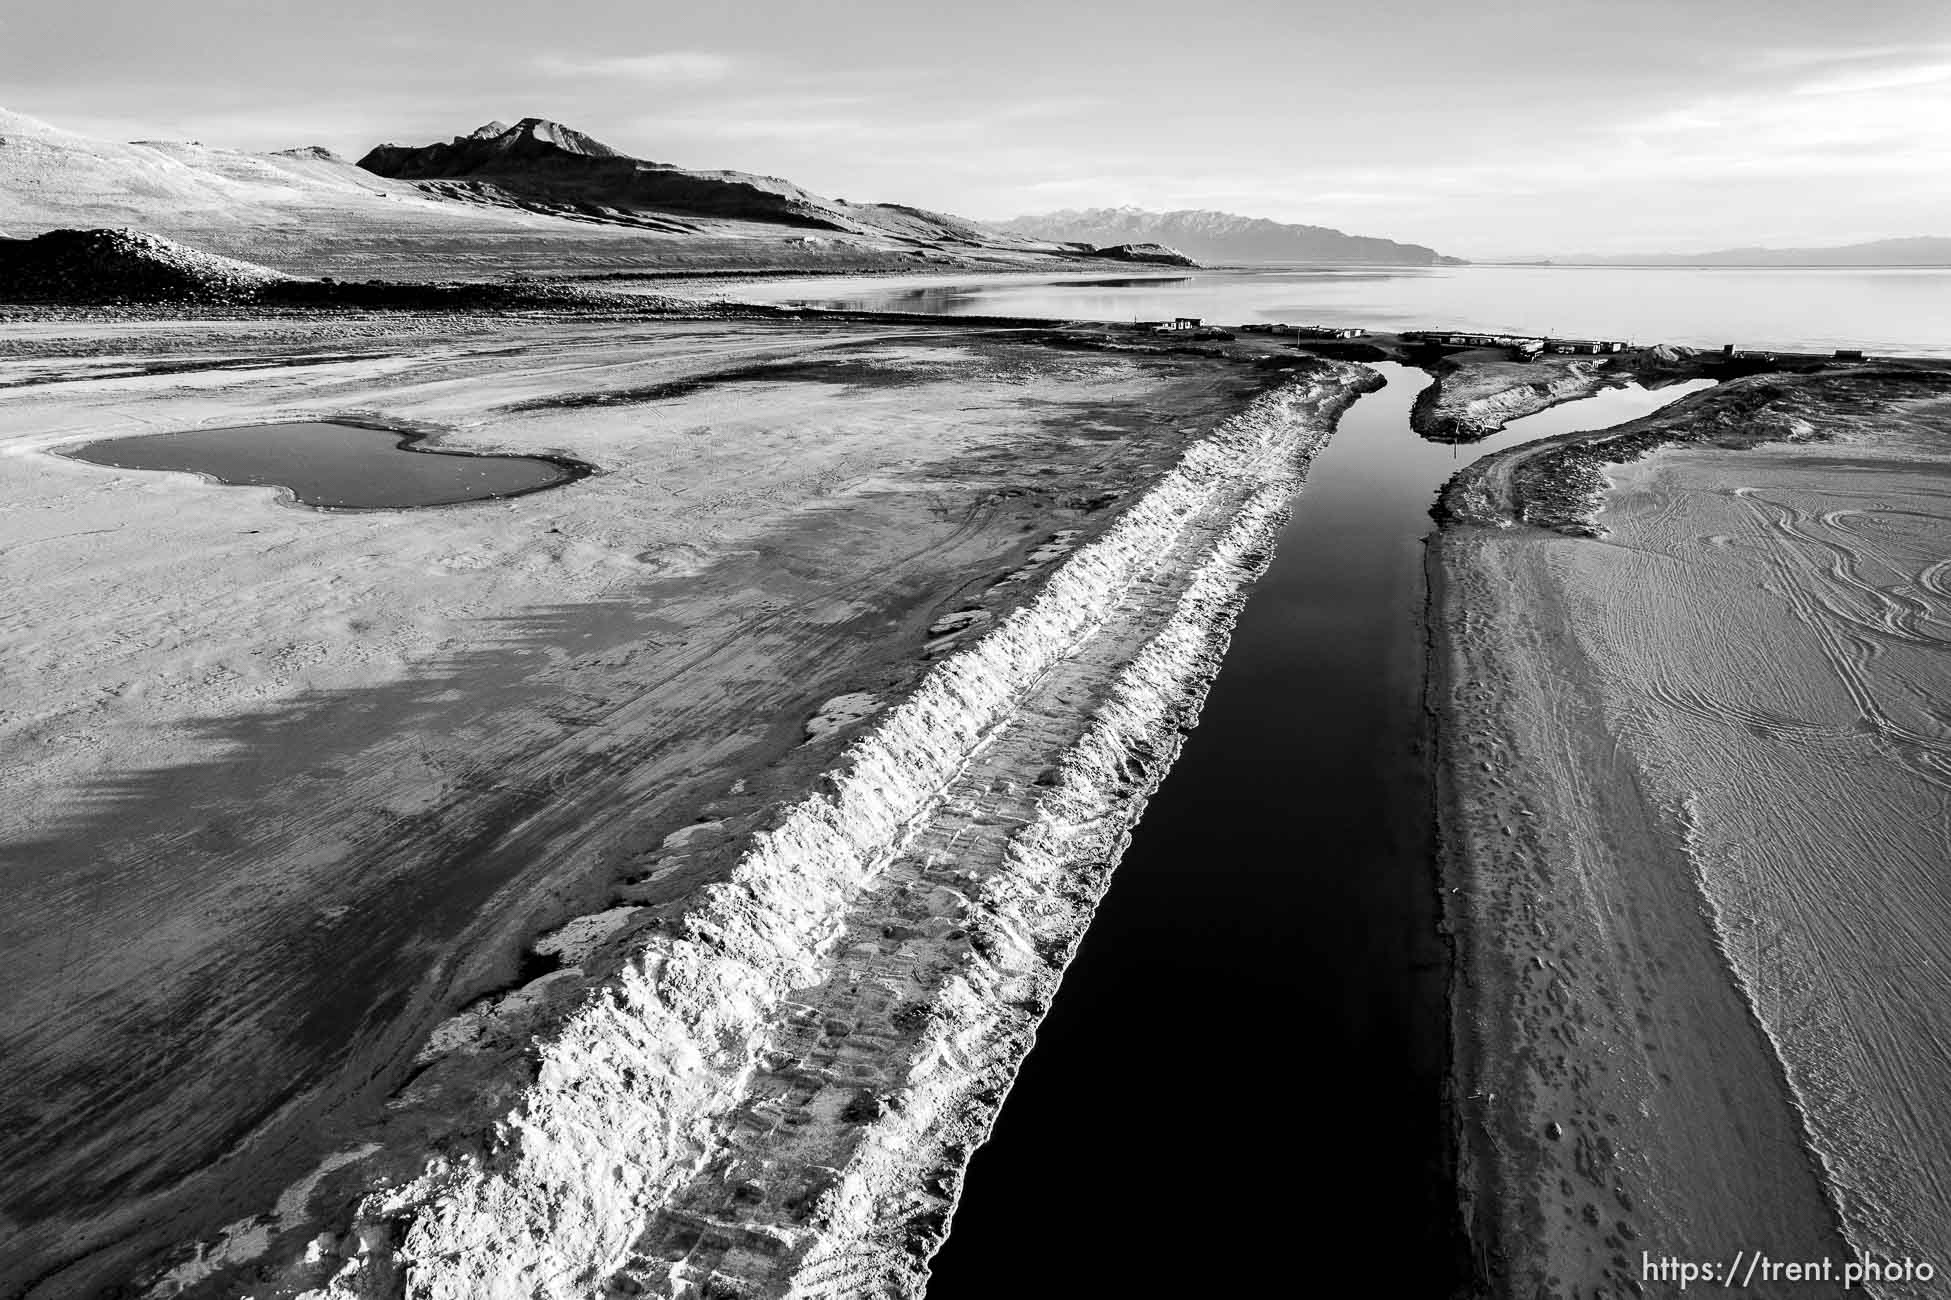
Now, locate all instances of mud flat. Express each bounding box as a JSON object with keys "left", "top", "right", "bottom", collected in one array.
[
  {"left": 0, "top": 310, "right": 1359, "bottom": 1295},
  {"left": 1434, "top": 365, "right": 1951, "bottom": 1297},
  {"left": 245, "top": 366, "right": 1376, "bottom": 1300},
  {"left": 0, "top": 312, "right": 1252, "bottom": 1292}
]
